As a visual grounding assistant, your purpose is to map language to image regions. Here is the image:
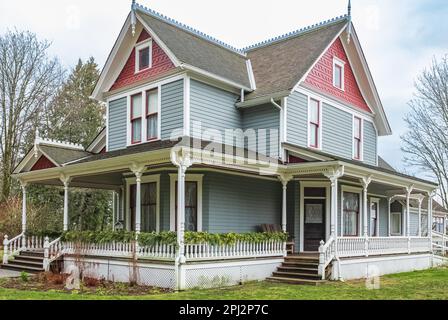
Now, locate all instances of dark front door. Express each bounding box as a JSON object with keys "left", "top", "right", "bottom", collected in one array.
[{"left": 304, "top": 198, "right": 326, "bottom": 252}]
